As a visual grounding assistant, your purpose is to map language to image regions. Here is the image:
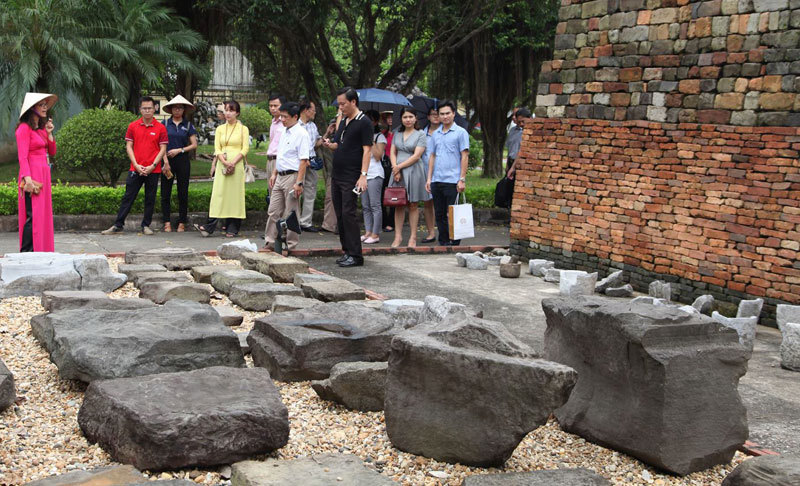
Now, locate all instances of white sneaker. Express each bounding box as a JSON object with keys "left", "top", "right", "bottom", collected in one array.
[
  {"left": 100, "top": 225, "right": 122, "bottom": 235},
  {"left": 141, "top": 226, "right": 154, "bottom": 235}
]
